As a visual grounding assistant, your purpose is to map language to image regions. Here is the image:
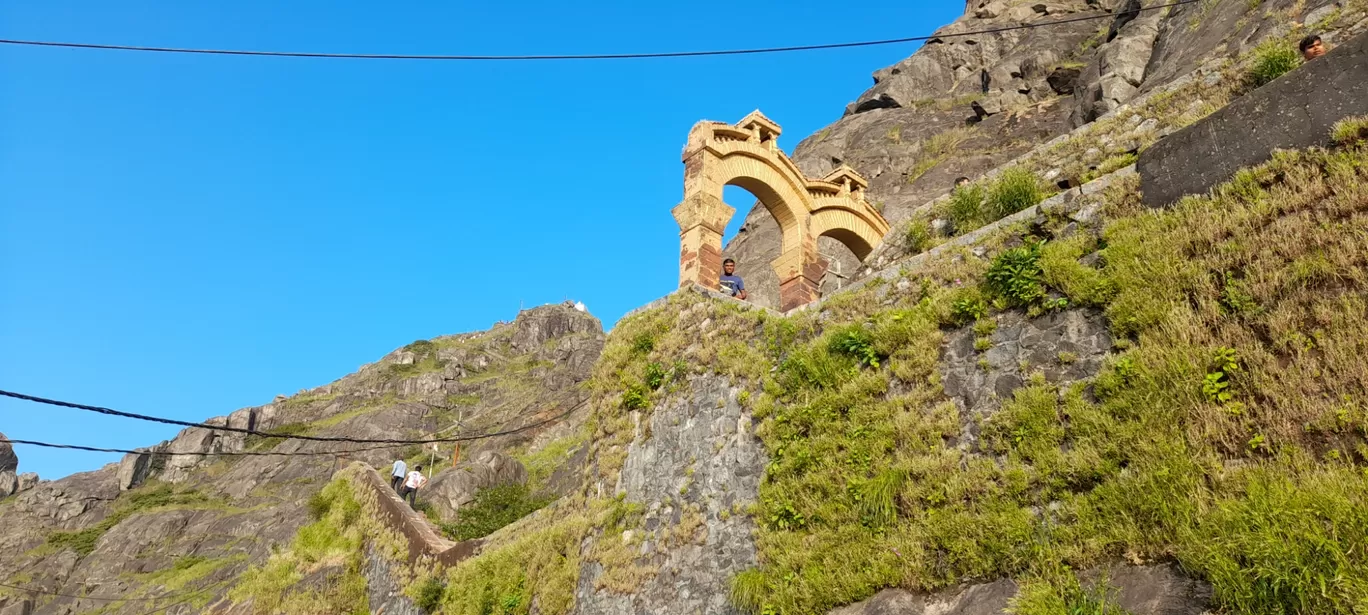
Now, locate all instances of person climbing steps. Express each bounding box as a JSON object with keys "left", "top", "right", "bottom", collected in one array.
[
  {"left": 401, "top": 464, "right": 426, "bottom": 508},
  {"left": 390, "top": 458, "right": 407, "bottom": 493}
]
